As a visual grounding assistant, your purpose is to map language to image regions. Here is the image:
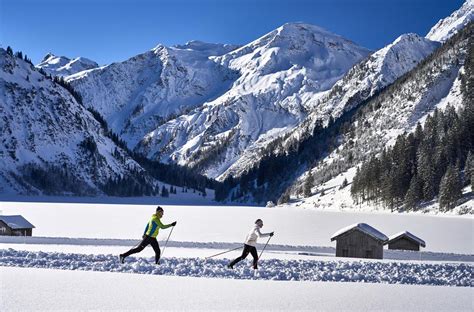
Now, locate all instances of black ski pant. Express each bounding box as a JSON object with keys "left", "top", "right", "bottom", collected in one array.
[
  {"left": 229, "top": 244, "right": 259, "bottom": 269},
  {"left": 122, "top": 235, "right": 161, "bottom": 264}
]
